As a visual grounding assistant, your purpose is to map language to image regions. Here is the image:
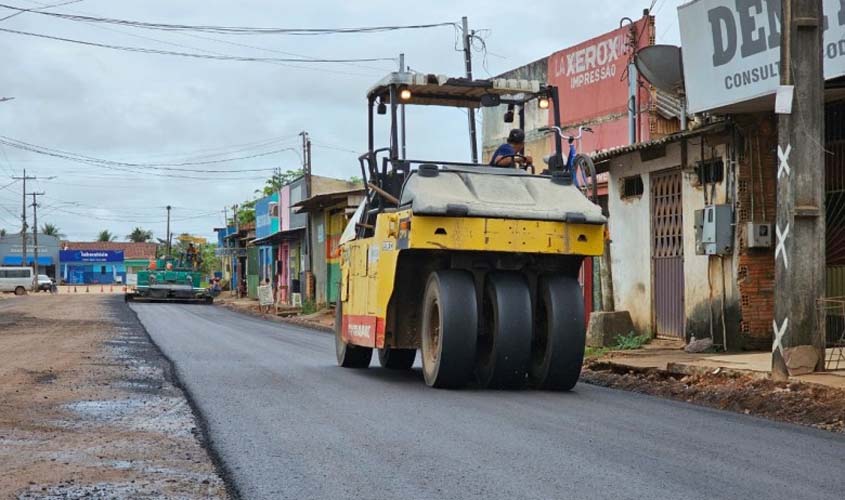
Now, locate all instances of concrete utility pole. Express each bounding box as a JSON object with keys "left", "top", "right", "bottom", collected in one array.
[
  {"left": 300, "top": 130, "right": 313, "bottom": 298},
  {"left": 773, "top": 0, "right": 826, "bottom": 379},
  {"left": 29, "top": 192, "right": 44, "bottom": 275},
  {"left": 165, "top": 205, "right": 172, "bottom": 257},
  {"left": 461, "top": 16, "right": 478, "bottom": 164},
  {"left": 11, "top": 169, "right": 36, "bottom": 268}
]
